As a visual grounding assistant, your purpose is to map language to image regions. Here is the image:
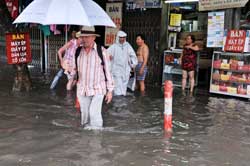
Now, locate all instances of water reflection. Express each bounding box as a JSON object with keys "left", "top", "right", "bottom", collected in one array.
[{"left": 1, "top": 71, "right": 250, "bottom": 165}]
